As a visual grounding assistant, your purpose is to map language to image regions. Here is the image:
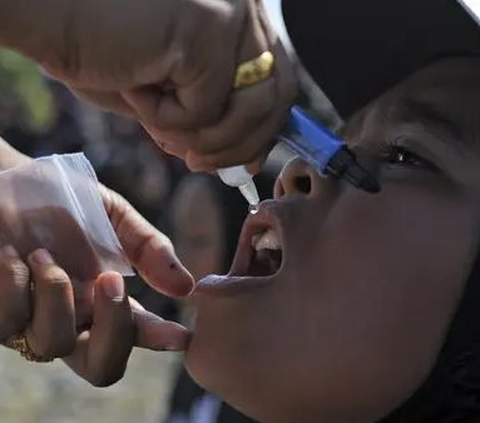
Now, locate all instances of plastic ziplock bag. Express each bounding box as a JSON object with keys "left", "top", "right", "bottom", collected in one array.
[{"left": 0, "top": 153, "right": 134, "bottom": 282}]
